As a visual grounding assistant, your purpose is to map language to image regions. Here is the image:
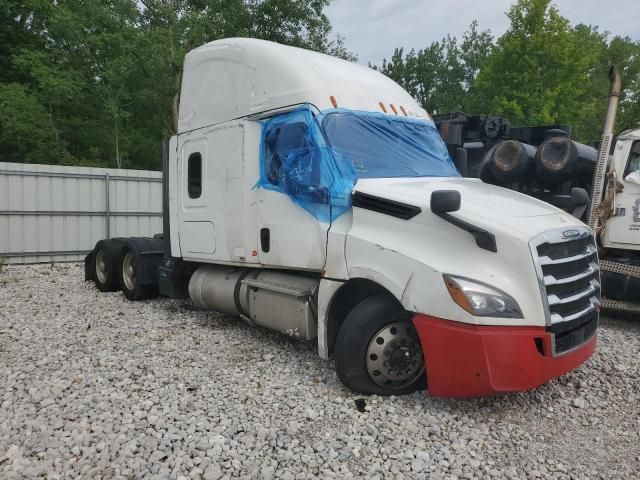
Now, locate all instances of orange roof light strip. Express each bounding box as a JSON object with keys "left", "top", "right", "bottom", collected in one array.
[
  {"left": 378, "top": 102, "right": 387, "bottom": 113},
  {"left": 389, "top": 104, "right": 398, "bottom": 115},
  {"left": 399, "top": 106, "right": 408, "bottom": 116}
]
